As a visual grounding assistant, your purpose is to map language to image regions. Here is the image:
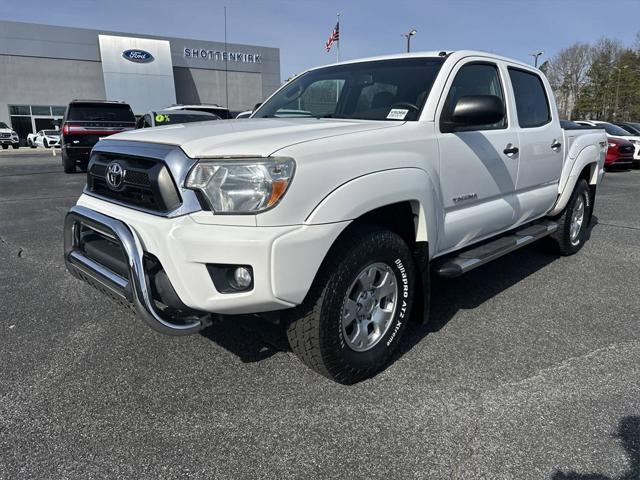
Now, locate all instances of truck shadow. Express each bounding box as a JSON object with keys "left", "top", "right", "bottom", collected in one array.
[
  {"left": 201, "top": 218, "right": 599, "bottom": 368},
  {"left": 397, "top": 216, "right": 598, "bottom": 359},
  {"left": 551, "top": 415, "right": 640, "bottom": 480}
]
